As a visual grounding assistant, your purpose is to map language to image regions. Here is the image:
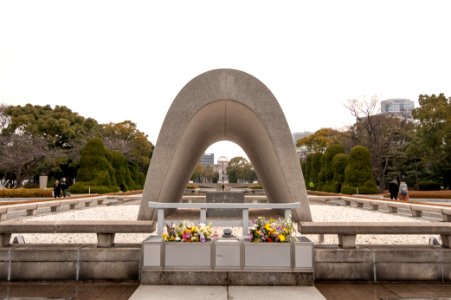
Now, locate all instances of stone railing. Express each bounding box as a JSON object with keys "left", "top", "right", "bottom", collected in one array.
[
  {"left": 300, "top": 221, "right": 451, "bottom": 248},
  {"left": 148, "top": 201, "right": 300, "bottom": 238},
  {"left": 0, "top": 220, "right": 154, "bottom": 247},
  {"left": 0, "top": 195, "right": 140, "bottom": 221},
  {"left": 310, "top": 195, "right": 451, "bottom": 221}
]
